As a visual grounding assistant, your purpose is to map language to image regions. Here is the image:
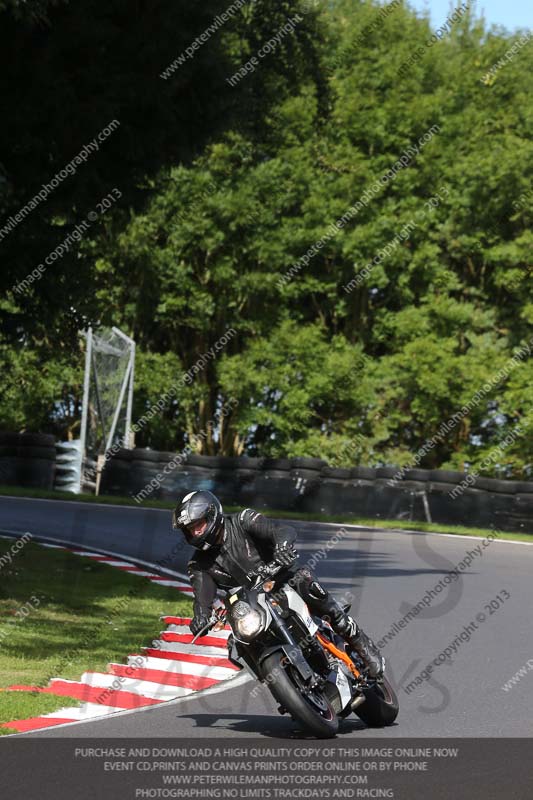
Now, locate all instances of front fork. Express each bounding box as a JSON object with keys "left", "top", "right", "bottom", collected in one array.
[{"left": 227, "top": 611, "right": 323, "bottom": 690}]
